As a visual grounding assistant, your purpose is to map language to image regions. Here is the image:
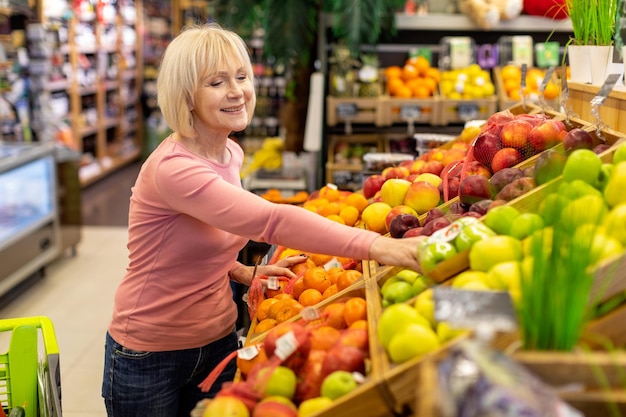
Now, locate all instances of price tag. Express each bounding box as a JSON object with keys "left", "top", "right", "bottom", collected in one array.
[
  {"left": 237, "top": 344, "right": 260, "bottom": 361},
  {"left": 434, "top": 287, "right": 518, "bottom": 334},
  {"left": 428, "top": 219, "right": 469, "bottom": 243},
  {"left": 450, "top": 37, "right": 473, "bottom": 69},
  {"left": 400, "top": 105, "right": 421, "bottom": 120},
  {"left": 591, "top": 73, "right": 621, "bottom": 107},
  {"left": 274, "top": 331, "right": 299, "bottom": 360},
  {"left": 267, "top": 276, "right": 279, "bottom": 290},
  {"left": 476, "top": 43, "right": 499, "bottom": 69},
  {"left": 336, "top": 103, "right": 358, "bottom": 118},
  {"left": 352, "top": 372, "right": 366, "bottom": 384},
  {"left": 301, "top": 306, "right": 321, "bottom": 321},
  {"left": 535, "top": 42, "right": 560, "bottom": 68},
  {"left": 323, "top": 257, "right": 343, "bottom": 270},
  {"left": 512, "top": 35, "right": 533, "bottom": 68},
  {"left": 539, "top": 66, "right": 556, "bottom": 94},
  {"left": 457, "top": 103, "right": 479, "bottom": 120}
]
